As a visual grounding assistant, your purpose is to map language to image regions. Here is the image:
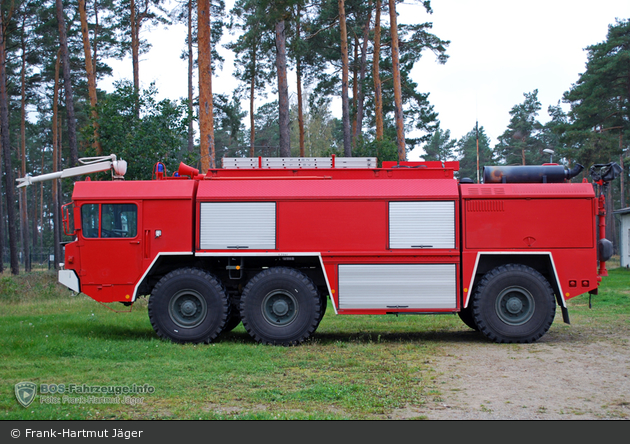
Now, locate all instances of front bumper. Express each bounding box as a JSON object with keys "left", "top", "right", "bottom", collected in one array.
[{"left": 58, "top": 269, "right": 80, "bottom": 293}]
